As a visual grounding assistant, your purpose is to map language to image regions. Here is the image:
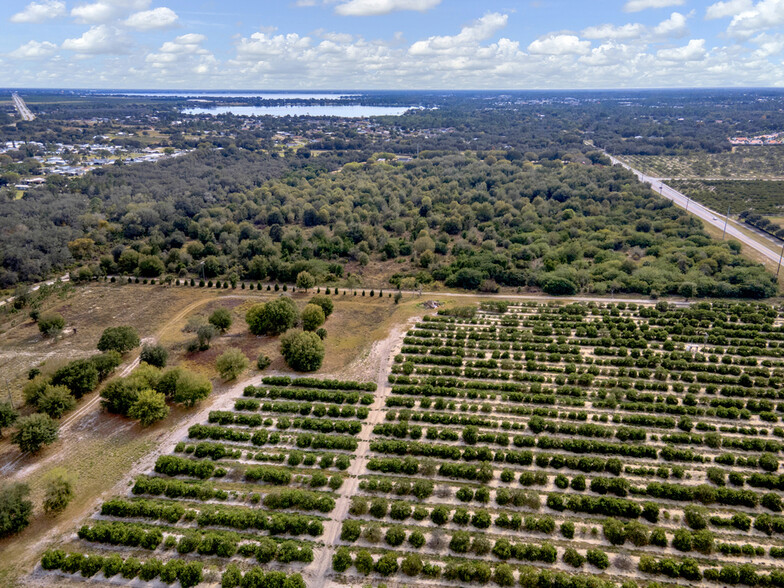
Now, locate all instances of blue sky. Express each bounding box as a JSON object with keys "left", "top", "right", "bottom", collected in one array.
[{"left": 1, "top": 0, "right": 783, "bottom": 88}]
